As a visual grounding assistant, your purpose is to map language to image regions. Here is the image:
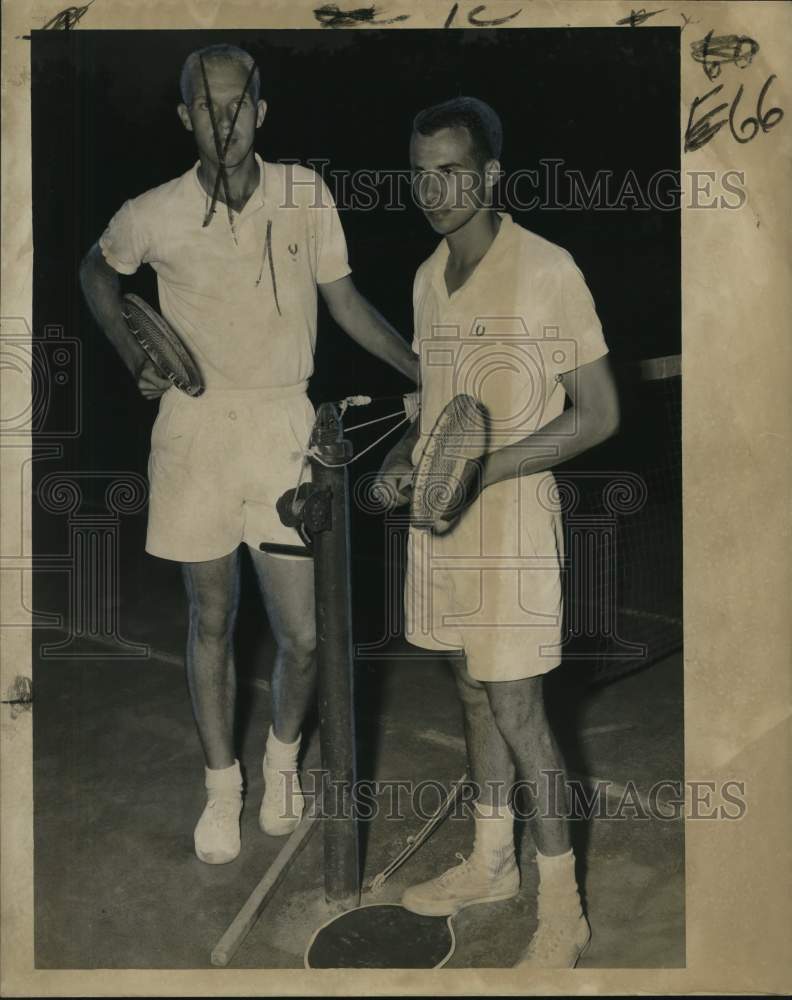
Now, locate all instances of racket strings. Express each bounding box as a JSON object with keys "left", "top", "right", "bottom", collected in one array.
[
  {"left": 128, "top": 312, "right": 185, "bottom": 369},
  {"left": 412, "top": 395, "right": 488, "bottom": 523},
  {"left": 121, "top": 296, "right": 203, "bottom": 396}
]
